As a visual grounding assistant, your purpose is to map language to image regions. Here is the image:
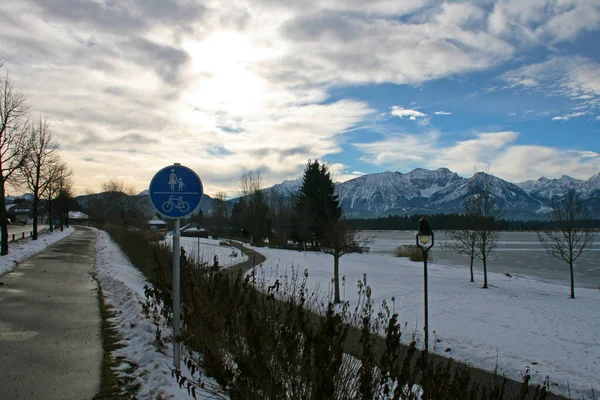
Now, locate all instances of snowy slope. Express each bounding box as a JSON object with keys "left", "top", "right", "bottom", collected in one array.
[
  {"left": 269, "top": 178, "right": 303, "bottom": 196},
  {"left": 335, "top": 170, "right": 546, "bottom": 219},
  {"left": 333, "top": 168, "right": 464, "bottom": 217},
  {"left": 517, "top": 175, "right": 587, "bottom": 200},
  {"left": 248, "top": 245, "right": 600, "bottom": 400},
  {"left": 429, "top": 172, "right": 546, "bottom": 218}
]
